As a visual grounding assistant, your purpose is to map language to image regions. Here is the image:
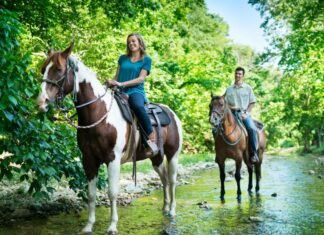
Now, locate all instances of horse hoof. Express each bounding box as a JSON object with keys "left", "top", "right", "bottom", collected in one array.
[
  {"left": 108, "top": 231, "right": 118, "bottom": 235},
  {"left": 82, "top": 224, "right": 93, "bottom": 234},
  {"left": 169, "top": 210, "right": 176, "bottom": 217}
]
